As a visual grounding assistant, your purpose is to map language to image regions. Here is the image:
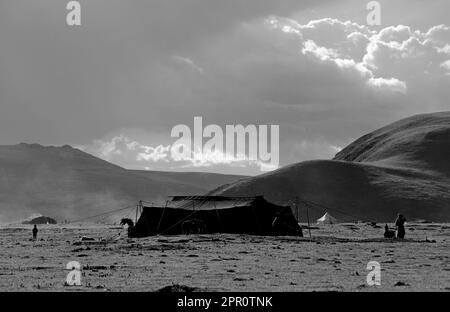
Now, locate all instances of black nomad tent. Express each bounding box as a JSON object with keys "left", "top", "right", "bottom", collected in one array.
[{"left": 128, "top": 196, "right": 302, "bottom": 237}]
